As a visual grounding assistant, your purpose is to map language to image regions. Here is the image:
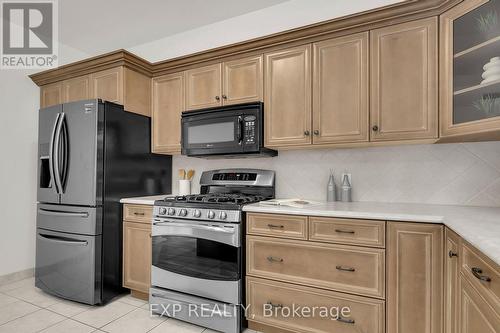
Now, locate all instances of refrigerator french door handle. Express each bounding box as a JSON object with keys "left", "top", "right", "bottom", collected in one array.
[
  {"left": 60, "top": 116, "right": 69, "bottom": 190},
  {"left": 38, "top": 208, "right": 89, "bottom": 218},
  {"left": 49, "top": 113, "right": 61, "bottom": 194},
  {"left": 37, "top": 233, "right": 88, "bottom": 246},
  {"left": 53, "top": 113, "right": 65, "bottom": 194}
]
